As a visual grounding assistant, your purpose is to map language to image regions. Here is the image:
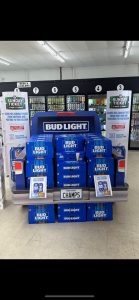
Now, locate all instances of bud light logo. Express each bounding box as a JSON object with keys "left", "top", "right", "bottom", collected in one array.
[{"left": 43, "top": 121, "right": 89, "bottom": 132}]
